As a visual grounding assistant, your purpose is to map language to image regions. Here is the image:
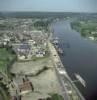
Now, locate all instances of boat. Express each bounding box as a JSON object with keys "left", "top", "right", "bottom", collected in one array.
[
  {"left": 53, "top": 37, "right": 59, "bottom": 45},
  {"left": 57, "top": 48, "right": 63, "bottom": 55},
  {"left": 75, "top": 73, "right": 86, "bottom": 87},
  {"left": 53, "top": 39, "right": 59, "bottom": 45}
]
